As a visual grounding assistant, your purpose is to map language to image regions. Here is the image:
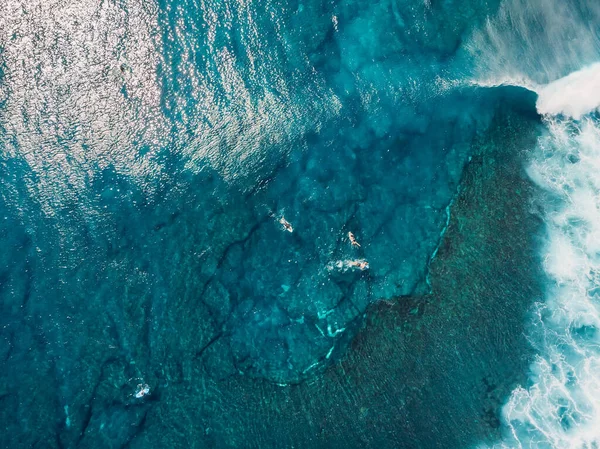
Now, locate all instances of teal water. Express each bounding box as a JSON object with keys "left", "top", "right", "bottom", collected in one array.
[{"left": 1, "top": 0, "right": 599, "bottom": 448}]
